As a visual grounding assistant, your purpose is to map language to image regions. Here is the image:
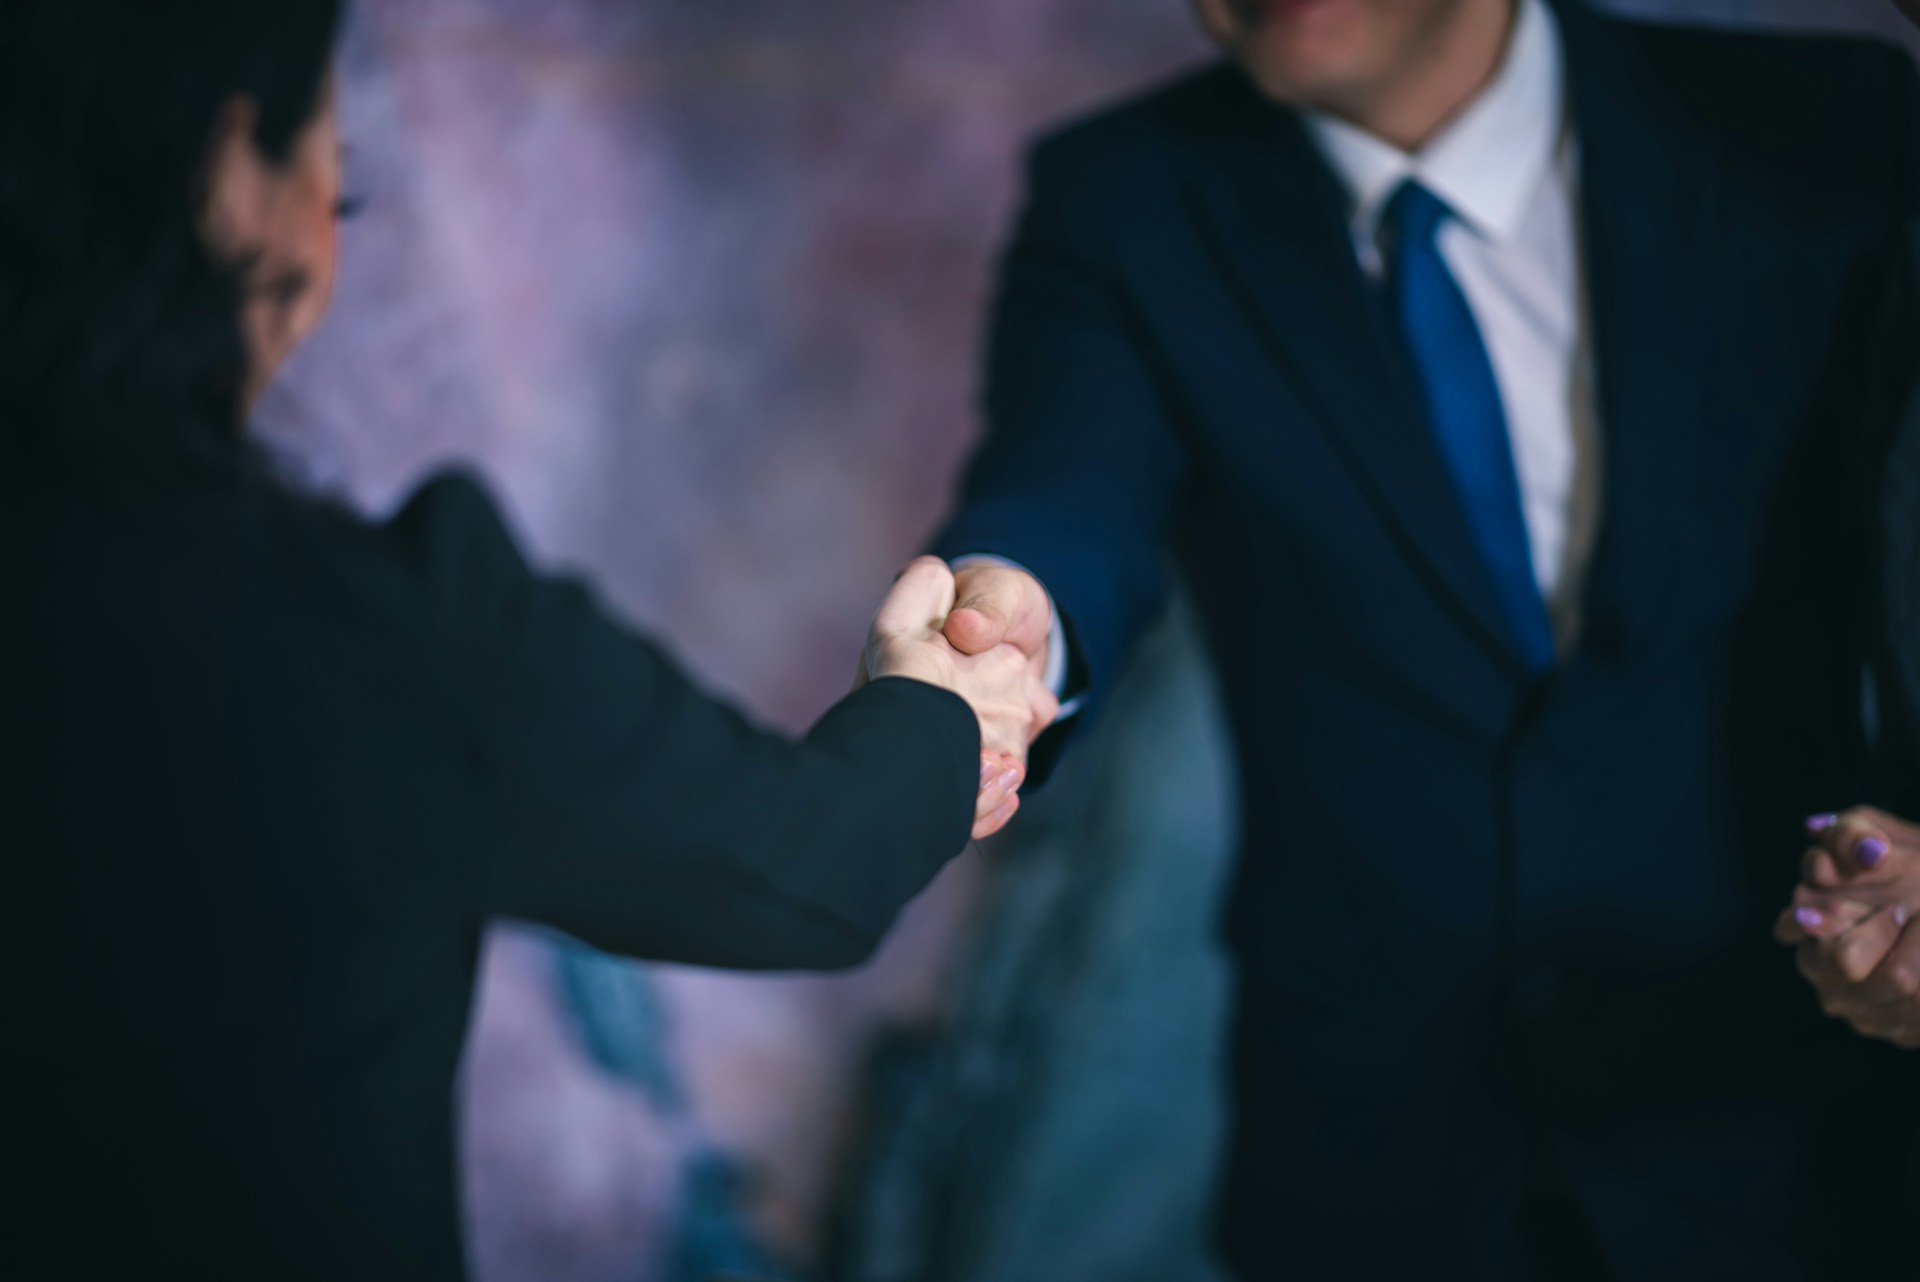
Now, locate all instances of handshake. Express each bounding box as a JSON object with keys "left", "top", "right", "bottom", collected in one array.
[{"left": 860, "top": 557, "right": 1062, "bottom": 841}]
